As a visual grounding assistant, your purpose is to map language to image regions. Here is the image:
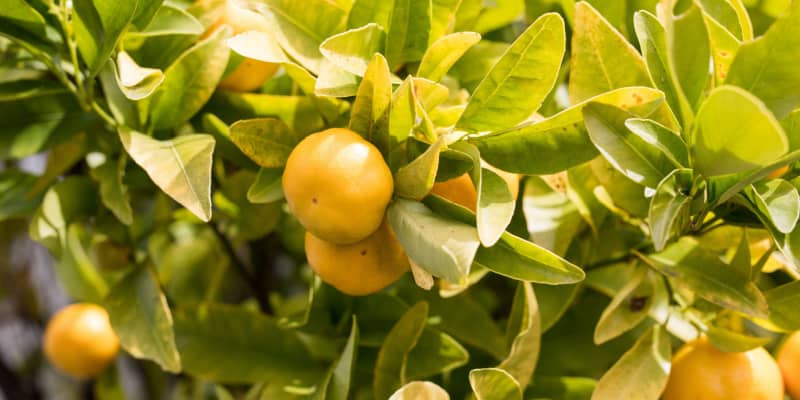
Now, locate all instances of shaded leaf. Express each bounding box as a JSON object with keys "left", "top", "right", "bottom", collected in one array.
[{"left": 104, "top": 266, "right": 181, "bottom": 372}]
